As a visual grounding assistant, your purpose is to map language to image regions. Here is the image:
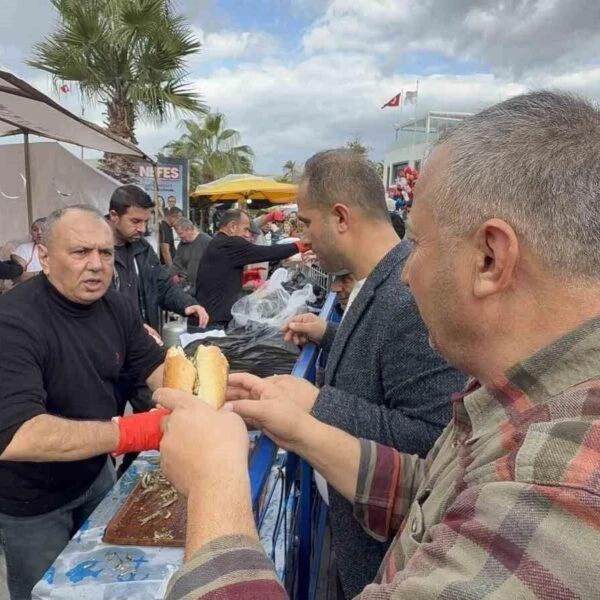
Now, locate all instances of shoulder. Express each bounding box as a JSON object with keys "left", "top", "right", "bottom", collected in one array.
[
  {"left": 0, "top": 276, "right": 41, "bottom": 309},
  {"left": 0, "top": 279, "right": 47, "bottom": 341},
  {"left": 134, "top": 239, "right": 159, "bottom": 264},
  {"left": 493, "top": 385, "right": 600, "bottom": 496},
  {"left": 14, "top": 242, "right": 31, "bottom": 255},
  {"left": 370, "top": 258, "right": 416, "bottom": 315}
]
